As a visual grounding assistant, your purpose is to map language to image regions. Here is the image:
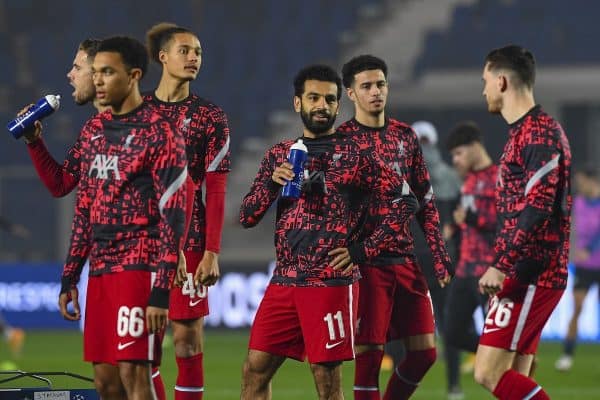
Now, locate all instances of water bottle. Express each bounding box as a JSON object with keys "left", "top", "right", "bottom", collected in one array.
[
  {"left": 281, "top": 139, "right": 308, "bottom": 199},
  {"left": 7, "top": 94, "right": 61, "bottom": 139}
]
